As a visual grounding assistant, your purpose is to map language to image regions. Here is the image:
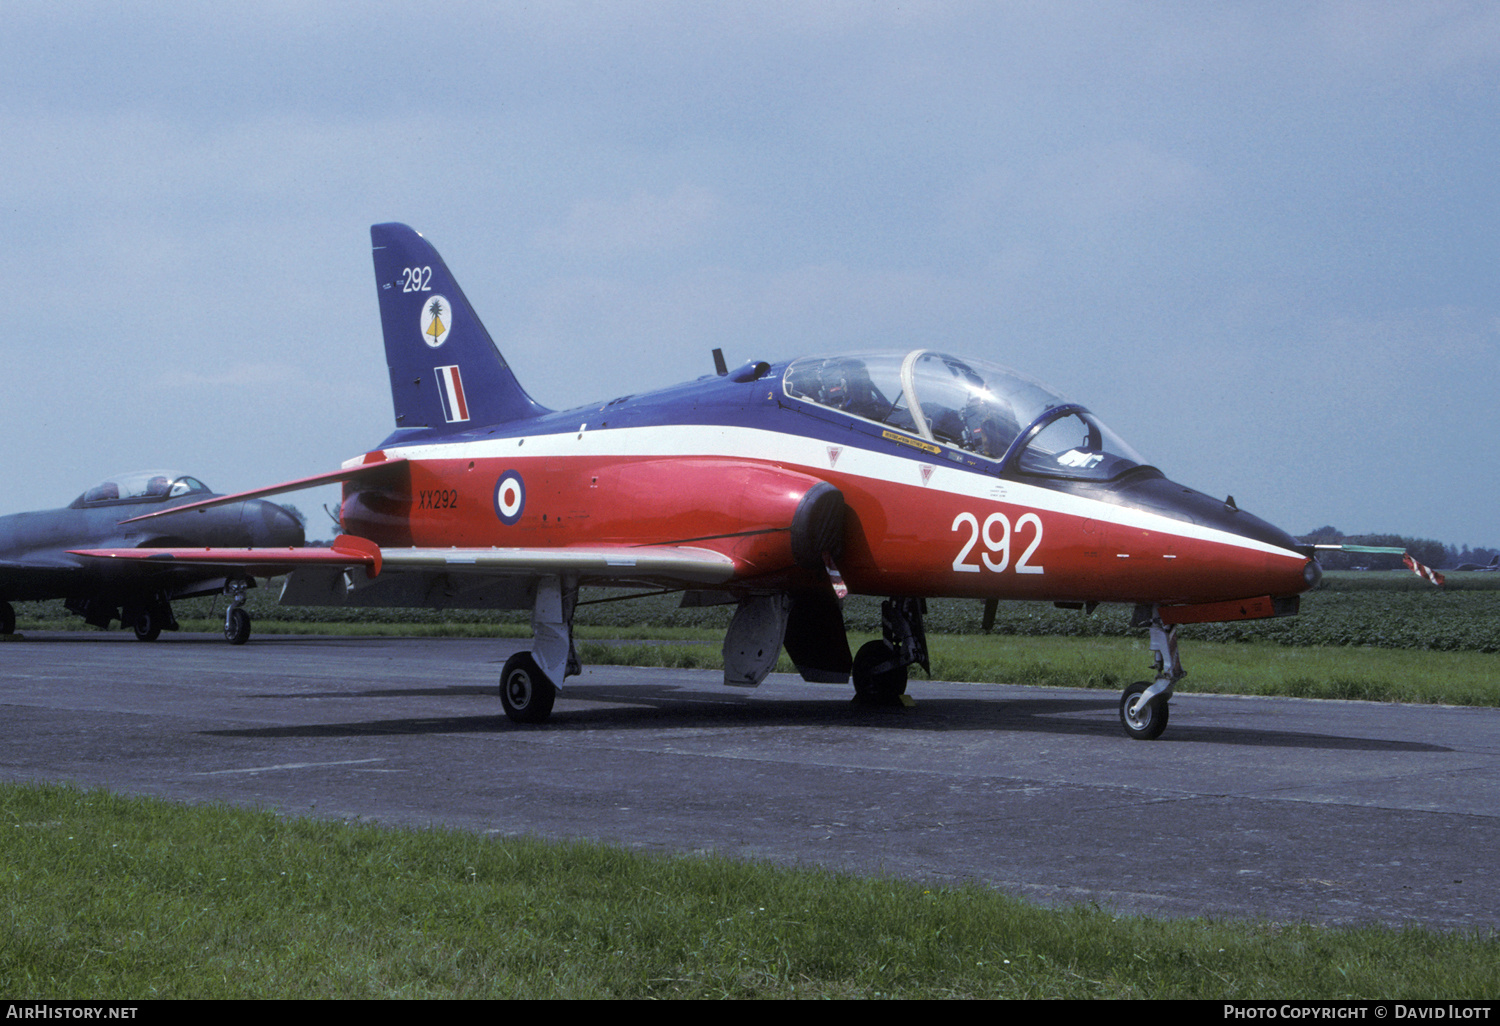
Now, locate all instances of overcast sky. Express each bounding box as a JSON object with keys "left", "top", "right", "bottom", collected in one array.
[{"left": 2, "top": 1, "right": 1496, "bottom": 549}]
